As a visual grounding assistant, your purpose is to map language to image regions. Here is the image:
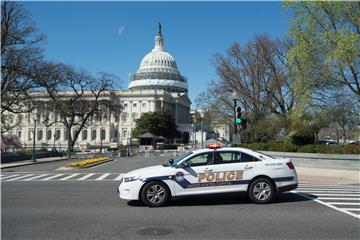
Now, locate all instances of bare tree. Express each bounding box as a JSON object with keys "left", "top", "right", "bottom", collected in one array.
[
  {"left": 34, "top": 62, "right": 120, "bottom": 159},
  {"left": 197, "top": 35, "right": 294, "bottom": 142},
  {"left": 1, "top": 1, "right": 45, "bottom": 115}
]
